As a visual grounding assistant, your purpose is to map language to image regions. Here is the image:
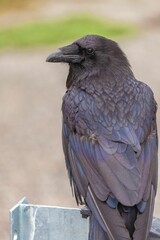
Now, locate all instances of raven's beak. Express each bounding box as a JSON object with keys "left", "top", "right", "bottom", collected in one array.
[{"left": 46, "top": 43, "right": 84, "bottom": 64}]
